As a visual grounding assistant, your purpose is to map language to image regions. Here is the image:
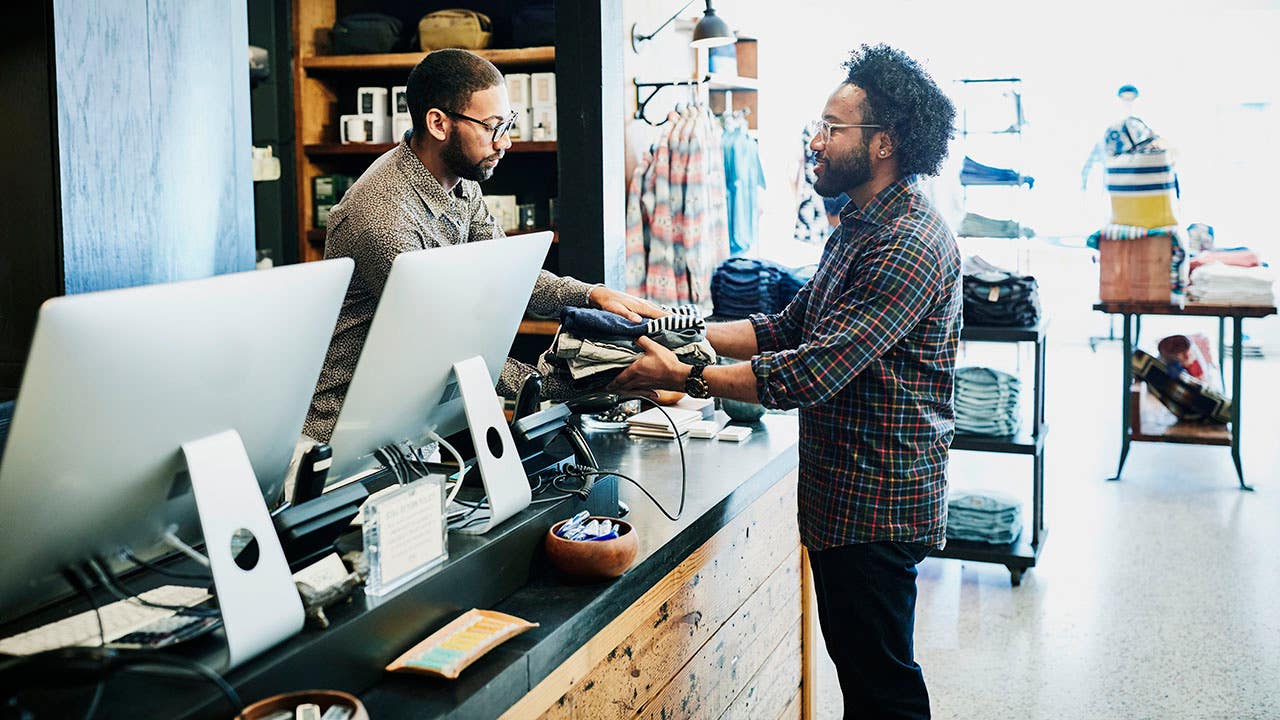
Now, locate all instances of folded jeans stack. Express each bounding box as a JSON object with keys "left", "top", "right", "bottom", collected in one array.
[
  {"left": 710, "top": 258, "right": 813, "bottom": 318},
  {"left": 955, "top": 366, "right": 1021, "bottom": 437},
  {"left": 961, "top": 257, "right": 1041, "bottom": 327},
  {"left": 537, "top": 306, "right": 717, "bottom": 396},
  {"left": 946, "top": 491, "right": 1022, "bottom": 545}
]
